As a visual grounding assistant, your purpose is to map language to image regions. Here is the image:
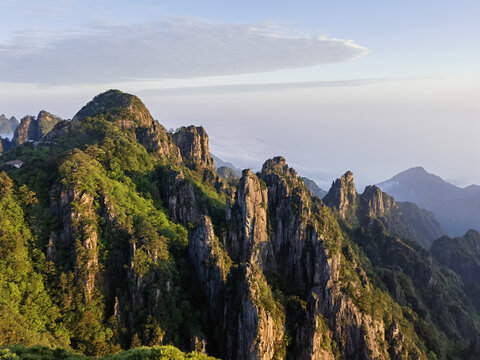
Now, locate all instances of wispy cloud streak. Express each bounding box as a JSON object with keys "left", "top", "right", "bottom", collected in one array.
[{"left": 137, "top": 79, "right": 383, "bottom": 96}]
